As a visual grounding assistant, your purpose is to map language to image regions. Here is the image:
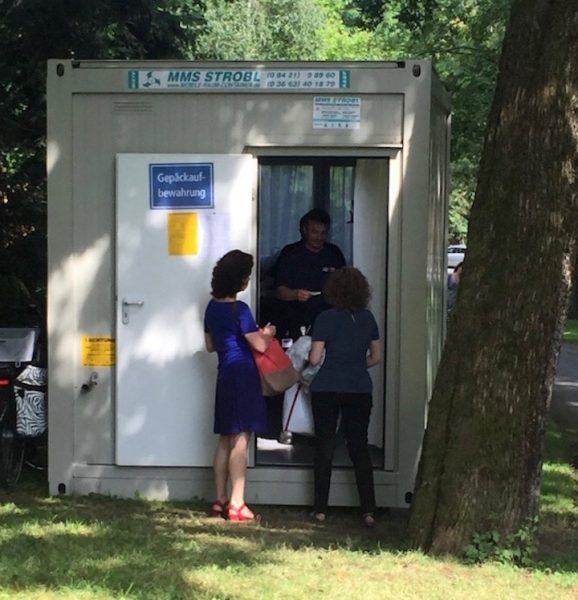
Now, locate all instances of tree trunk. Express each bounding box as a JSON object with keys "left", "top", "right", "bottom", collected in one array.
[{"left": 408, "top": 0, "right": 578, "bottom": 554}]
